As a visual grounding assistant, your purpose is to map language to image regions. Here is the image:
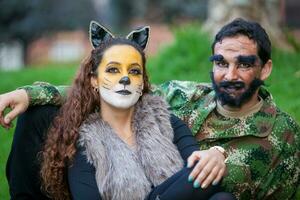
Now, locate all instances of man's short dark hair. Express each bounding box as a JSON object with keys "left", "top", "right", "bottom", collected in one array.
[{"left": 211, "top": 18, "right": 271, "bottom": 65}]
